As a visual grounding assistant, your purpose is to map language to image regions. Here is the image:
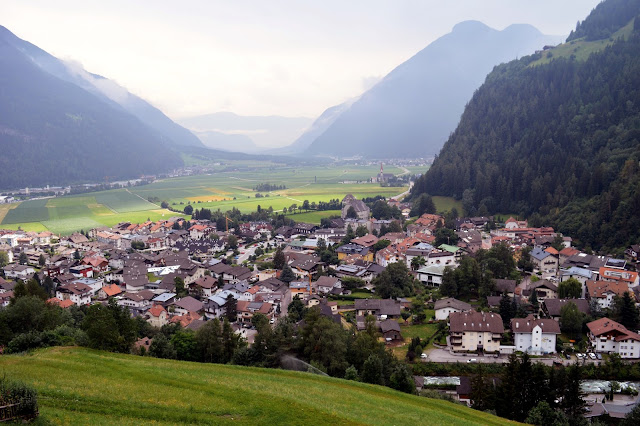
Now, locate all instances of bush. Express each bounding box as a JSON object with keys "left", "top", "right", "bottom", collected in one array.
[{"left": 0, "top": 376, "right": 39, "bottom": 420}]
